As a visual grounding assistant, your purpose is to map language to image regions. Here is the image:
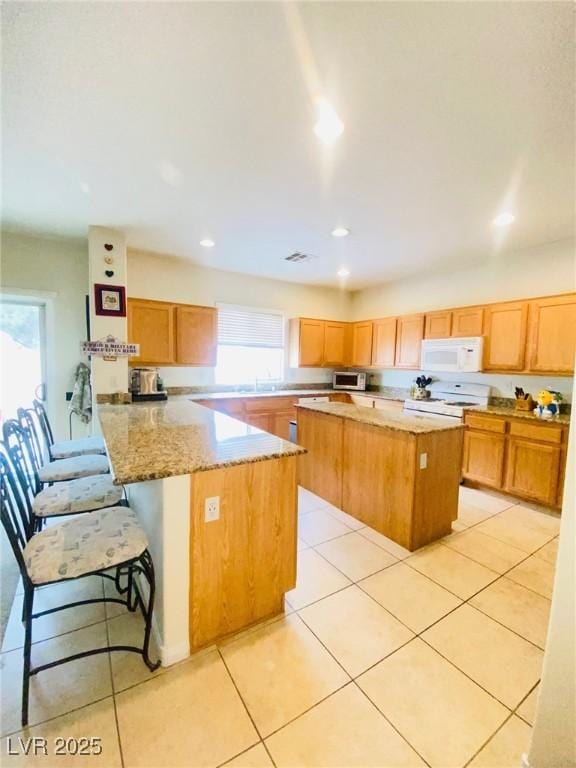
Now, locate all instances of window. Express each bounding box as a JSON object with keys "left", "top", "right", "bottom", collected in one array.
[{"left": 216, "top": 304, "right": 284, "bottom": 385}]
